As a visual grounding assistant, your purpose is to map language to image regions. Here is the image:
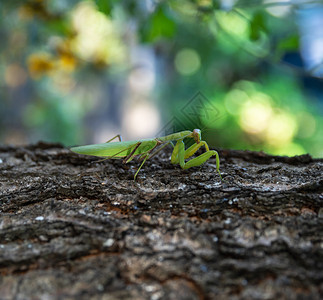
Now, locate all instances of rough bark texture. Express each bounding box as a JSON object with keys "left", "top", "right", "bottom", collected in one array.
[{"left": 0, "top": 142, "right": 322, "bottom": 300}]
